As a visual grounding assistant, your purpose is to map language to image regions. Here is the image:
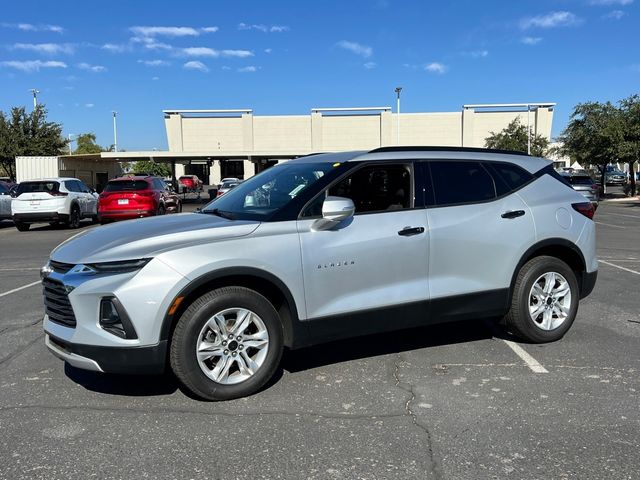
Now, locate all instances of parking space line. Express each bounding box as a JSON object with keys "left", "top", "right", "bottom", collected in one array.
[
  {"left": 607, "top": 212, "right": 640, "bottom": 219},
  {"left": 599, "top": 260, "right": 640, "bottom": 276},
  {"left": 595, "top": 221, "right": 626, "bottom": 229},
  {"left": 501, "top": 339, "right": 549, "bottom": 373},
  {"left": 0, "top": 281, "right": 41, "bottom": 298},
  {"left": 0, "top": 268, "right": 41, "bottom": 272}
]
